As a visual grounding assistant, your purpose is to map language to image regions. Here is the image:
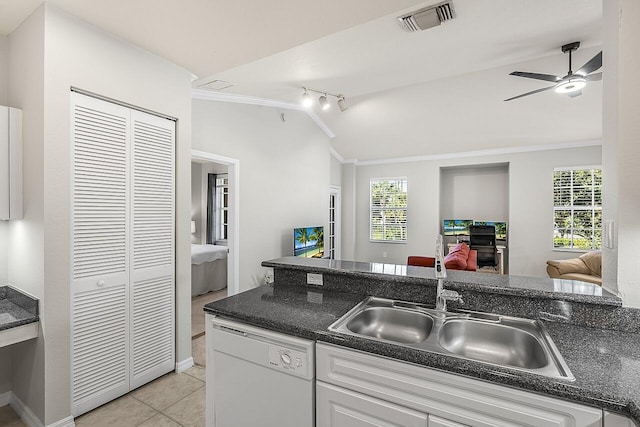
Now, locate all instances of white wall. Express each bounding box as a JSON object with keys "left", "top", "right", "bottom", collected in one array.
[
  {"left": 0, "top": 34, "right": 7, "bottom": 104},
  {"left": 7, "top": 5, "right": 46, "bottom": 419},
  {"left": 191, "top": 162, "right": 203, "bottom": 243},
  {"left": 7, "top": 5, "right": 193, "bottom": 424},
  {"left": 440, "top": 164, "right": 509, "bottom": 222},
  {"left": 350, "top": 145, "right": 601, "bottom": 278},
  {"left": 0, "top": 34, "right": 8, "bottom": 286},
  {"left": 330, "top": 153, "right": 342, "bottom": 187},
  {"left": 609, "top": 0, "right": 640, "bottom": 308},
  {"left": 192, "top": 100, "right": 330, "bottom": 290}
]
